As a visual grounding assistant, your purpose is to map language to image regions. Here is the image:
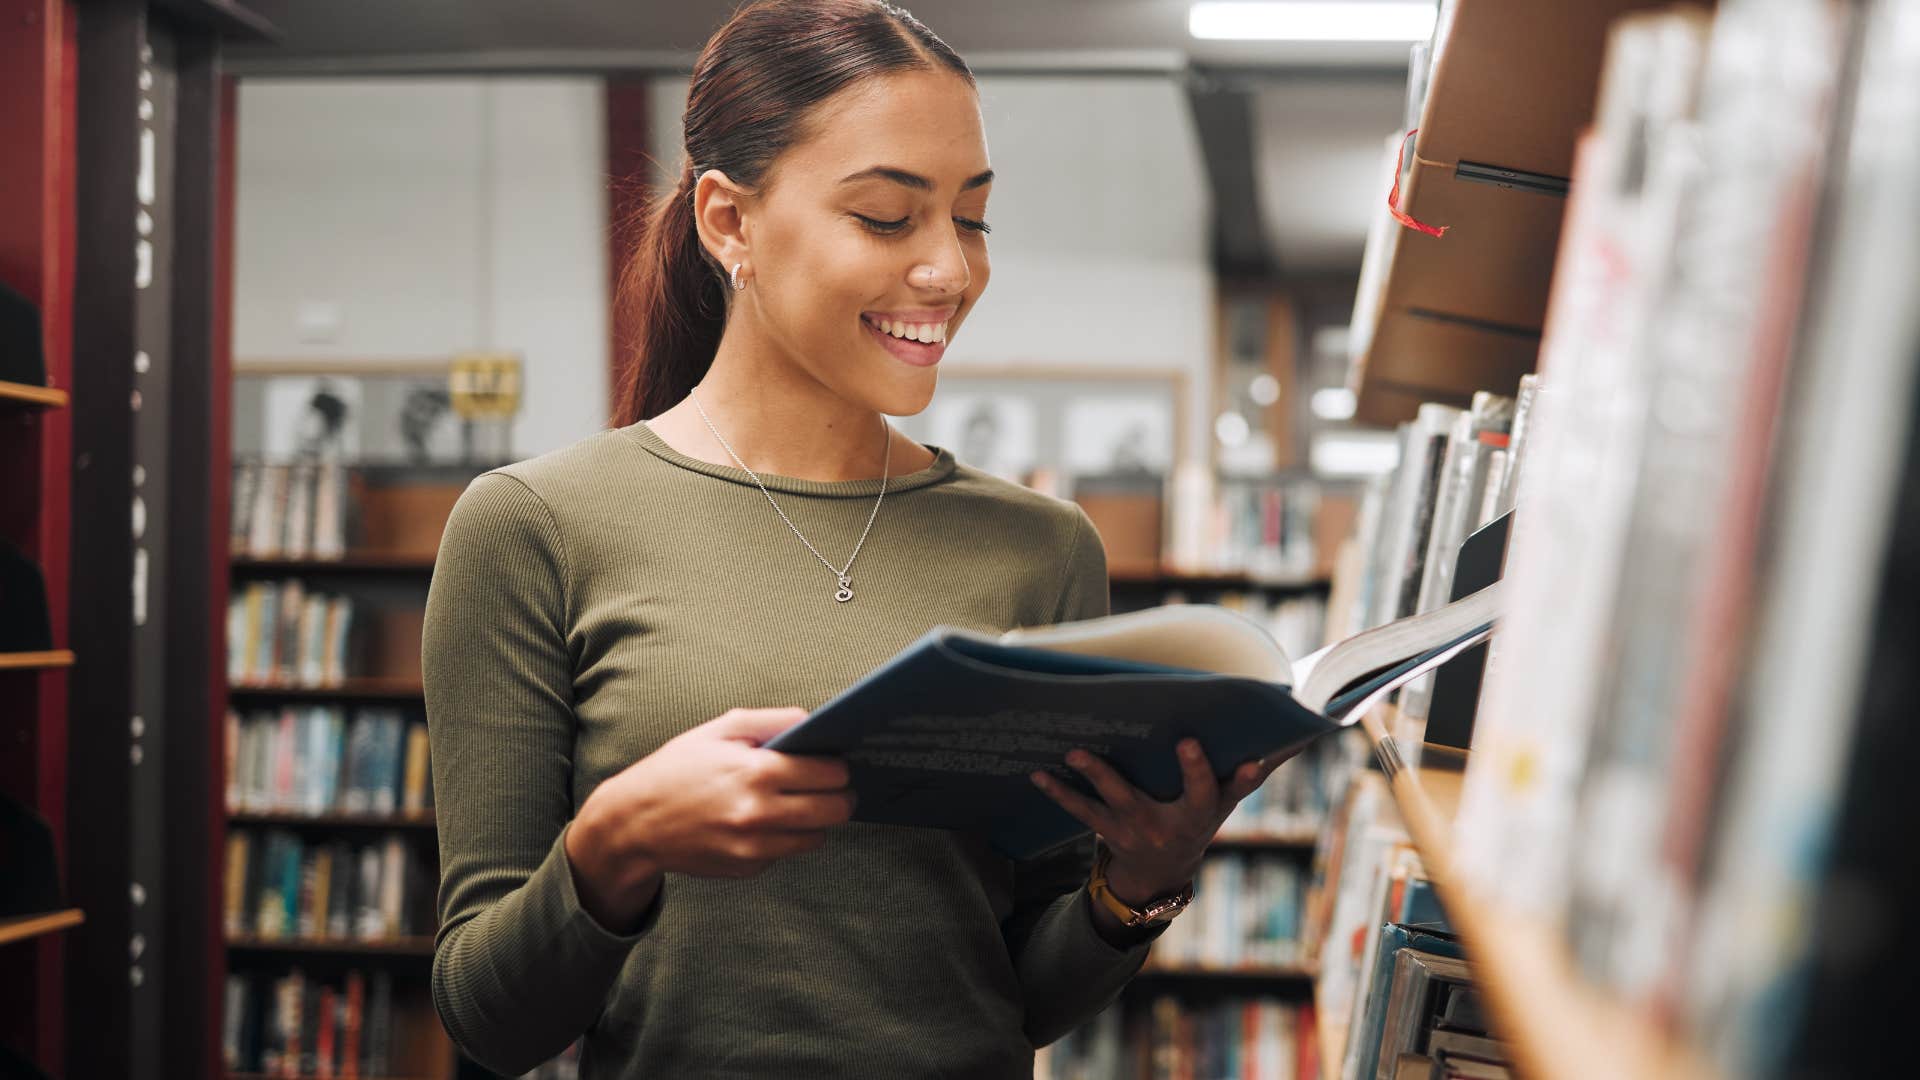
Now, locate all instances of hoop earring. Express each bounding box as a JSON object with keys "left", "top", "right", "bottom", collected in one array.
[{"left": 729, "top": 262, "right": 746, "bottom": 292}]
